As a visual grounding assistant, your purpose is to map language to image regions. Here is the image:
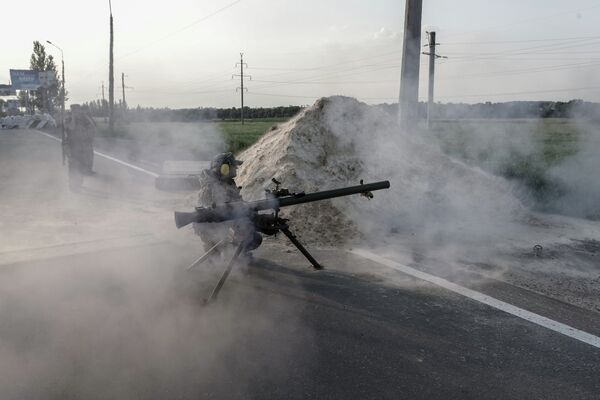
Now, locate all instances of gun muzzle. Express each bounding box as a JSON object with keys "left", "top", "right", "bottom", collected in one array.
[{"left": 174, "top": 211, "right": 200, "bottom": 229}]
